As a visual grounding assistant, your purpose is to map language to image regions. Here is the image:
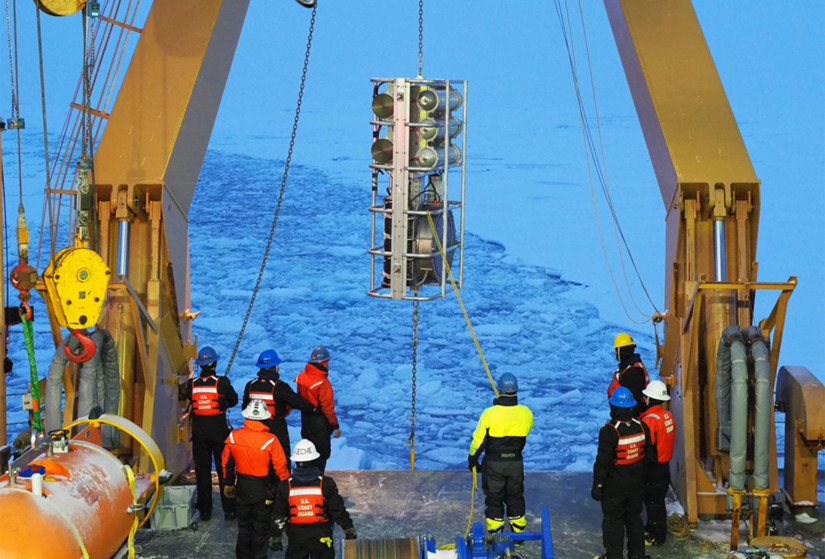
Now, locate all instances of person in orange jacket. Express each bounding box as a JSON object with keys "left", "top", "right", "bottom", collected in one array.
[
  {"left": 222, "top": 399, "right": 290, "bottom": 559},
  {"left": 639, "top": 380, "right": 675, "bottom": 546},
  {"left": 295, "top": 346, "right": 340, "bottom": 471}
]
